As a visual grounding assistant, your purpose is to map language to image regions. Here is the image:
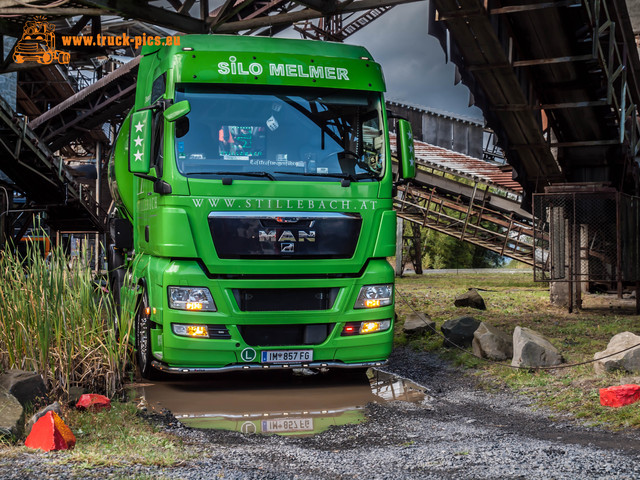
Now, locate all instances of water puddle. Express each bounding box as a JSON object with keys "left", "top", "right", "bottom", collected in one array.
[{"left": 130, "top": 369, "right": 431, "bottom": 436}]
